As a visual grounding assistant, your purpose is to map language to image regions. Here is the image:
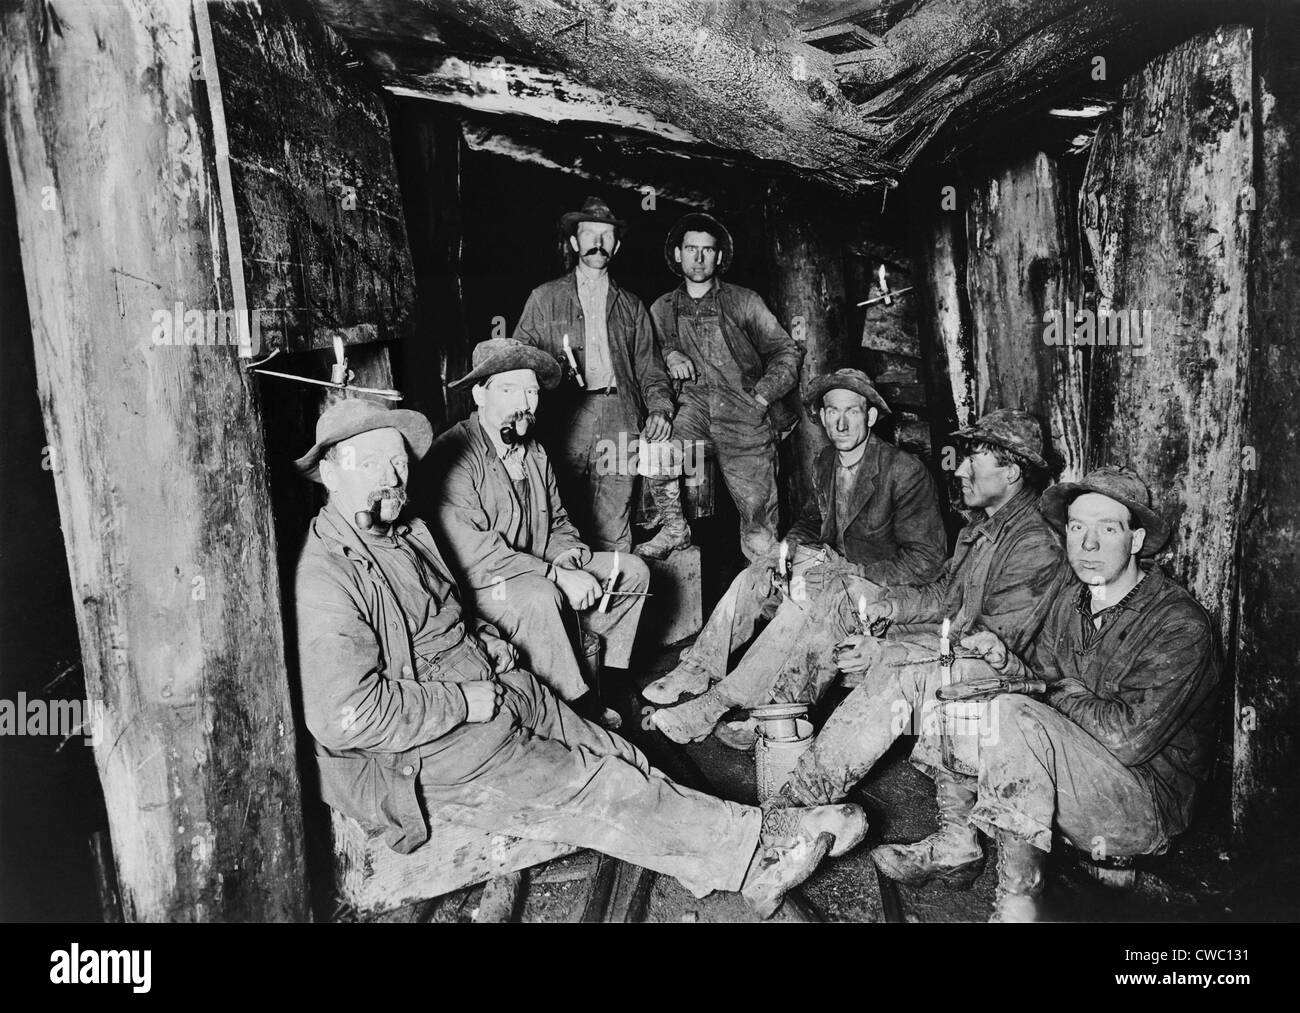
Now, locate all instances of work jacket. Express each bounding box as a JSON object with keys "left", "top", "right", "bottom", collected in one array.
[
  {"left": 787, "top": 435, "right": 948, "bottom": 587},
  {"left": 514, "top": 270, "right": 674, "bottom": 425},
  {"left": 294, "top": 503, "right": 514, "bottom": 853},
  {"left": 1030, "top": 564, "right": 1220, "bottom": 838},
  {"left": 649, "top": 280, "right": 804, "bottom": 433},
  {"left": 429, "top": 414, "right": 590, "bottom": 591},
  {"left": 881, "top": 485, "right": 1072, "bottom": 652}
]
